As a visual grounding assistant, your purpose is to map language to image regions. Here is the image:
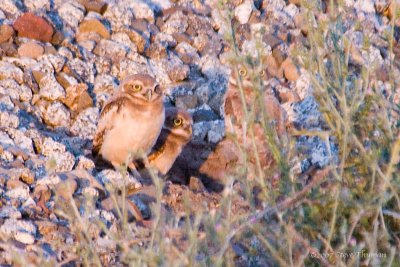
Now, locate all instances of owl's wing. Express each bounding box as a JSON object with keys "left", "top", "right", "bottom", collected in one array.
[{"left": 92, "top": 97, "right": 129, "bottom": 157}]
